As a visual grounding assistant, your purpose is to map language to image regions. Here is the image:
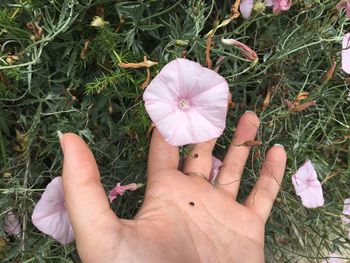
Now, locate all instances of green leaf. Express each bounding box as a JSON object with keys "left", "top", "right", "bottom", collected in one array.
[{"left": 138, "top": 23, "right": 163, "bottom": 31}]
